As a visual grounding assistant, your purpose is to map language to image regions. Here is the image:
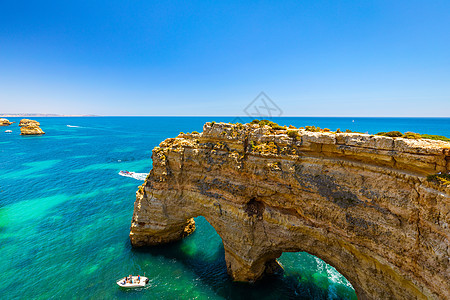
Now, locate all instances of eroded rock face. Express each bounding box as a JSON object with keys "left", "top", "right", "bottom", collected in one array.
[
  {"left": 0, "top": 118, "right": 13, "bottom": 126},
  {"left": 19, "top": 119, "right": 40, "bottom": 127},
  {"left": 130, "top": 122, "right": 450, "bottom": 300},
  {"left": 19, "top": 119, "right": 45, "bottom": 135},
  {"left": 20, "top": 126, "right": 45, "bottom": 135}
]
